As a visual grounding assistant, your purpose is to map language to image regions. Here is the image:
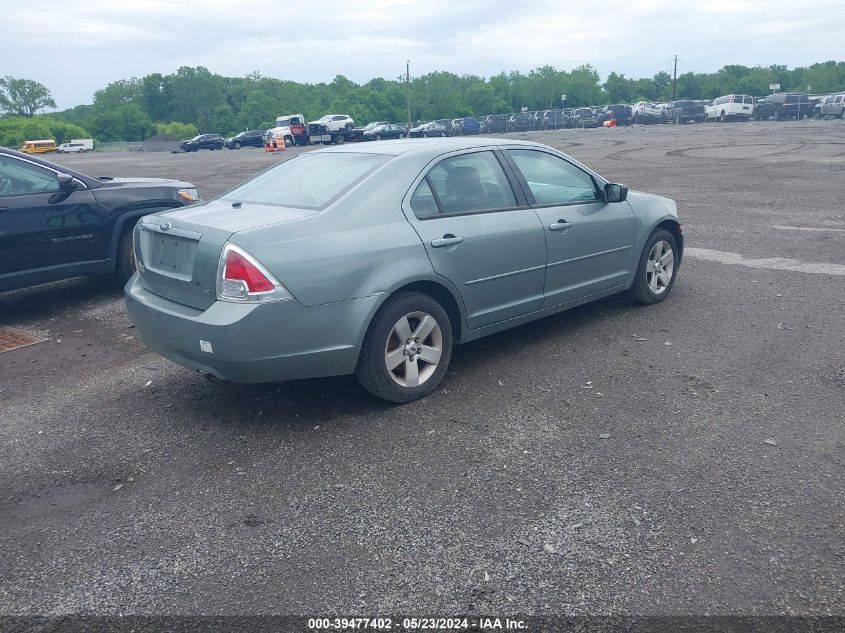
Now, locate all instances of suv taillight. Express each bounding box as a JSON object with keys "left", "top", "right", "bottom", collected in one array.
[{"left": 217, "top": 243, "right": 292, "bottom": 303}]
